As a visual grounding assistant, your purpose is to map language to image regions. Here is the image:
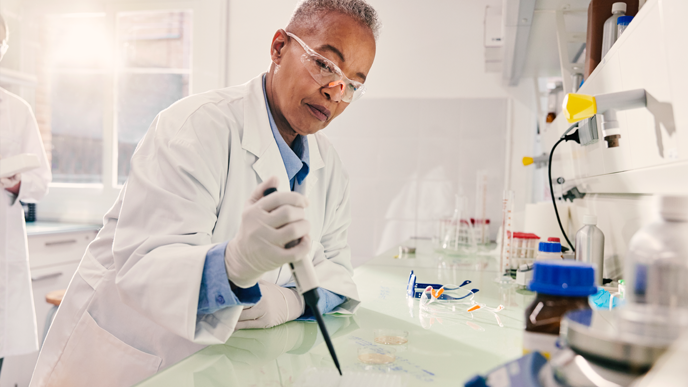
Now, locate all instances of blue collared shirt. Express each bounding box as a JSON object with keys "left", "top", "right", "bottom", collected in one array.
[
  {"left": 197, "top": 242, "right": 260, "bottom": 314},
  {"left": 196, "top": 75, "right": 346, "bottom": 318},
  {"left": 262, "top": 75, "right": 310, "bottom": 189}
]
